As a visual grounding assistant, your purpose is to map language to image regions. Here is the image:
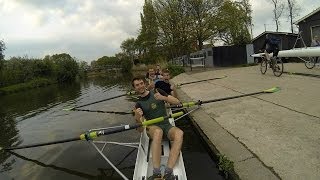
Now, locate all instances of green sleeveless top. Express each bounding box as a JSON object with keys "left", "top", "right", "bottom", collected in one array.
[{"left": 136, "top": 90, "right": 168, "bottom": 125}]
